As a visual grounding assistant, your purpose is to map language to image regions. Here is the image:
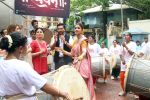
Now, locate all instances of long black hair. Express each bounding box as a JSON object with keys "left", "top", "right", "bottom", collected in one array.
[
  {"left": 0, "top": 32, "right": 27, "bottom": 53},
  {"left": 76, "top": 22, "right": 84, "bottom": 30}
]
